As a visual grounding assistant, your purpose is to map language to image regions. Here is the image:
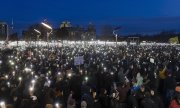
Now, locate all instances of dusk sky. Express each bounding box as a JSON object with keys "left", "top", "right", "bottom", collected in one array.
[{"left": 1, "top": 0, "right": 180, "bottom": 35}]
